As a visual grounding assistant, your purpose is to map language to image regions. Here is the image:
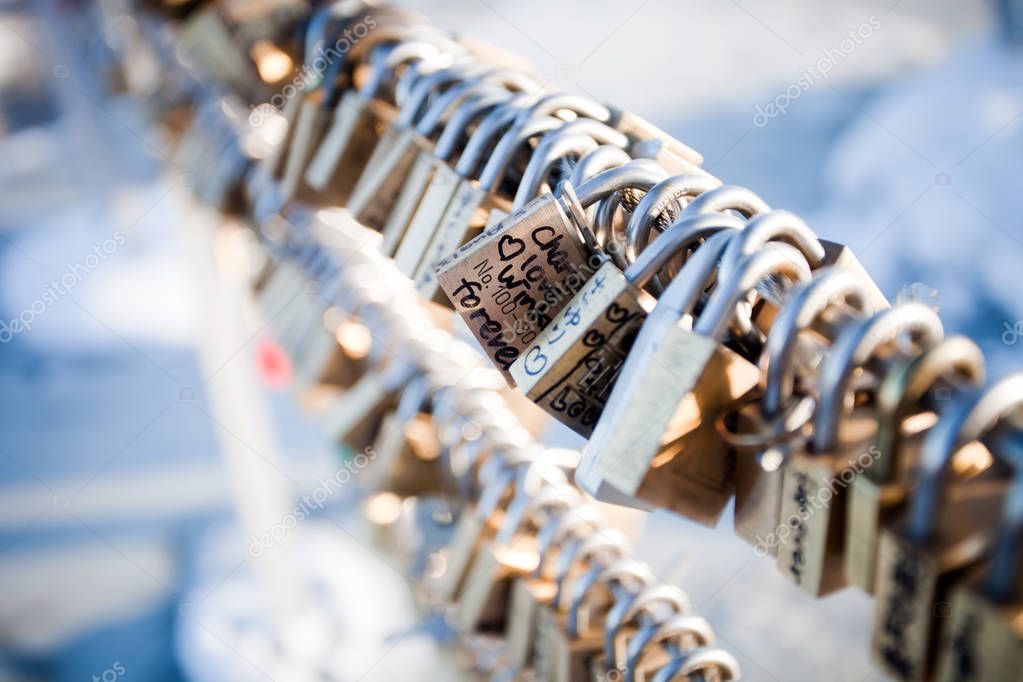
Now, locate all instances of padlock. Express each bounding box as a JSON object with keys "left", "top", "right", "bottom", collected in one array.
[
  {"left": 375, "top": 93, "right": 529, "bottom": 258},
  {"left": 578, "top": 242, "right": 812, "bottom": 525},
  {"left": 511, "top": 203, "right": 831, "bottom": 437},
  {"left": 778, "top": 303, "right": 944, "bottom": 597},
  {"left": 413, "top": 107, "right": 627, "bottom": 307},
  {"left": 719, "top": 267, "right": 874, "bottom": 555},
  {"left": 873, "top": 374, "right": 1023, "bottom": 680},
  {"left": 606, "top": 107, "right": 706, "bottom": 176},
  {"left": 846, "top": 336, "right": 986, "bottom": 594},
  {"left": 646, "top": 646, "right": 742, "bottom": 682},
  {"left": 935, "top": 399, "right": 1023, "bottom": 681},
  {"left": 302, "top": 36, "right": 451, "bottom": 201},
  {"left": 345, "top": 60, "right": 523, "bottom": 230},
  {"left": 436, "top": 159, "right": 671, "bottom": 379},
  {"left": 390, "top": 87, "right": 553, "bottom": 280},
  {"left": 411, "top": 93, "right": 617, "bottom": 282},
  {"left": 270, "top": 7, "right": 395, "bottom": 206},
  {"left": 410, "top": 118, "right": 631, "bottom": 303}
]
